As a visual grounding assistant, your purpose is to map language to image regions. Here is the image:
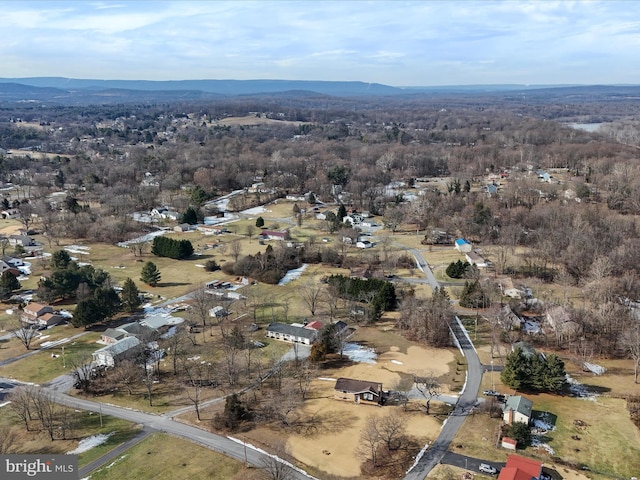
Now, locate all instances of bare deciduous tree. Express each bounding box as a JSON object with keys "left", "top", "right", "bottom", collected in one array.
[
  {"left": 230, "top": 238, "right": 242, "bottom": 262},
  {"left": 0, "top": 425, "right": 18, "bottom": 453},
  {"left": 300, "top": 282, "right": 323, "bottom": 316},
  {"left": 259, "top": 453, "right": 294, "bottom": 480},
  {"left": 356, "top": 413, "right": 383, "bottom": 467},
  {"left": 12, "top": 315, "right": 38, "bottom": 351},
  {"left": 7, "top": 385, "right": 36, "bottom": 431},
  {"left": 377, "top": 411, "right": 407, "bottom": 451},
  {"left": 624, "top": 323, "right": 640, "bottom": 384},
  {"left": 189, "top": 285, "right": 215, "bottom": 344},
  {"left": 414, "top": 371, "right": 441, "bottom": 414},
  {"left": 69, "top": 354, "right": 95, "bottom": 393},
  {"left": 110, "top": 359, "right": 142, "bottom": 395}
]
